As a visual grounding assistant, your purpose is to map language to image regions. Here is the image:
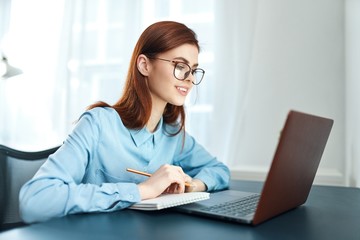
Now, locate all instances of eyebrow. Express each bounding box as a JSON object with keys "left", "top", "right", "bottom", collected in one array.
[{"left": 173, "top": 57, "right": 199, "bottom": 68}]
